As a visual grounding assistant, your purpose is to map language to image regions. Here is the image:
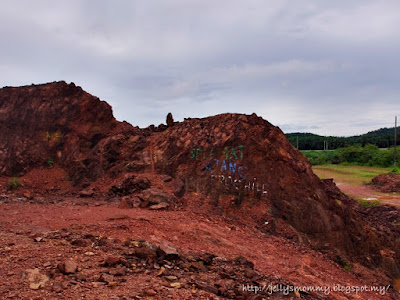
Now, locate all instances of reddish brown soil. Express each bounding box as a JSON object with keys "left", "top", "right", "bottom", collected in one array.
[{"left": 0, "top": 194, "right": 397, "bottom": 299}]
